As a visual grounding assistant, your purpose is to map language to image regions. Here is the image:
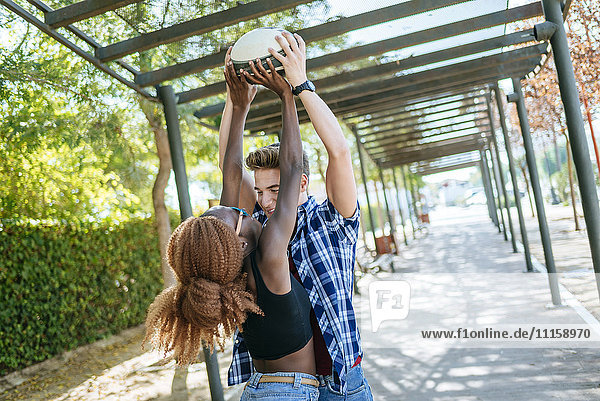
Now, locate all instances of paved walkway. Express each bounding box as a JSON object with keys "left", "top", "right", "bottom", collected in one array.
[
  {"left": 2, "top": 205, "right": 599, "bottom": 400},
  {"left": 358, "top": 205, "right": 600, "bottom": 400}
]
